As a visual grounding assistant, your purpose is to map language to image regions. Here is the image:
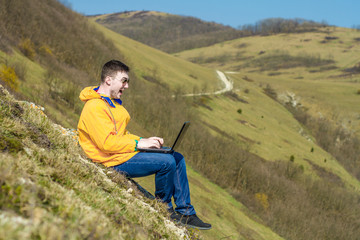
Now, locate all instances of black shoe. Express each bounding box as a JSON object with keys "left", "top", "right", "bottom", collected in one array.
[
  {"left": 178, "top": 214, "right": 212, "bottom": 230},
  {"left": 168, "top": 208, "right": 182, "bottom": 222}
]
